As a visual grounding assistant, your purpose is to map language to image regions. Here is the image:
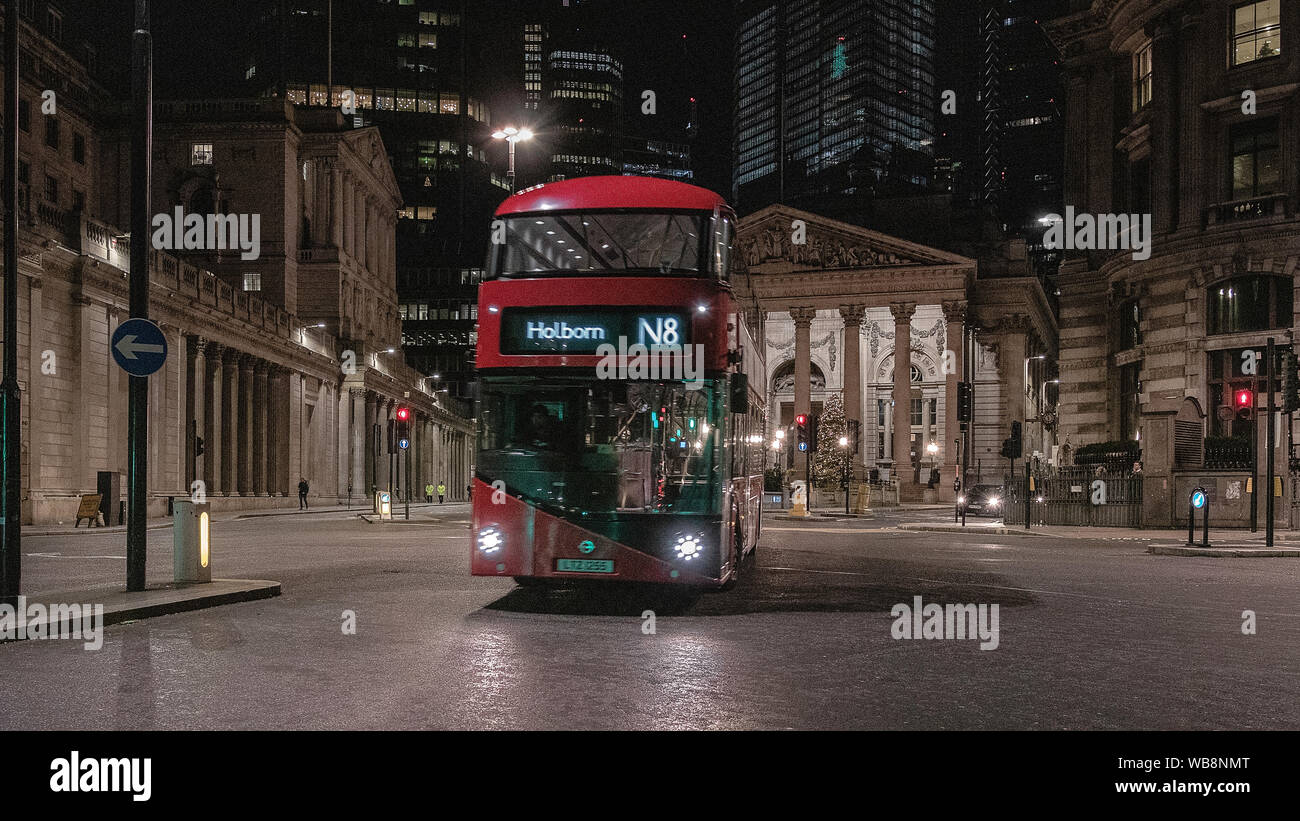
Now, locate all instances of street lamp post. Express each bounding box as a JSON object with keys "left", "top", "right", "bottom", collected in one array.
[
  {"left": 491, "top": 126, "right": 534, "bottom": 192},
  {"left": 839, "top": 435, "right": 850, "bottom": 514}
]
